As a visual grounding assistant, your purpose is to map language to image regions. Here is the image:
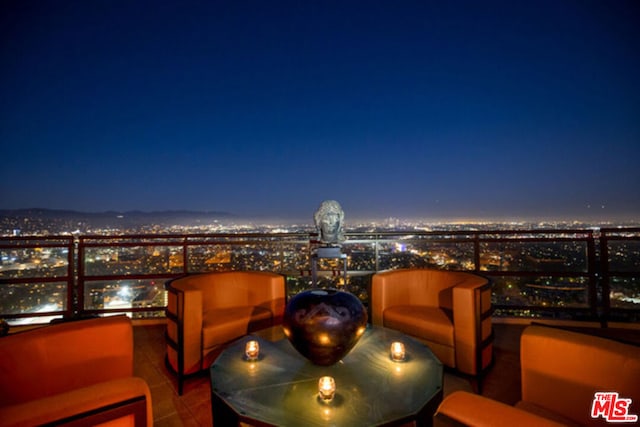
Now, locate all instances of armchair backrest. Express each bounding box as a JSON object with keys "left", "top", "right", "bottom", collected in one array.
[
  {"left": 175, "top": 271, "right": 286, "bottom": 318},
  {"left": 520, "top": 325, "right": 640, "bottom": 426},
  {"left": 371, "top": 268, "right": 479, "bottom": 324},
  {"left": 0, "top": 315, "right": 133, "bottom": 406}
]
